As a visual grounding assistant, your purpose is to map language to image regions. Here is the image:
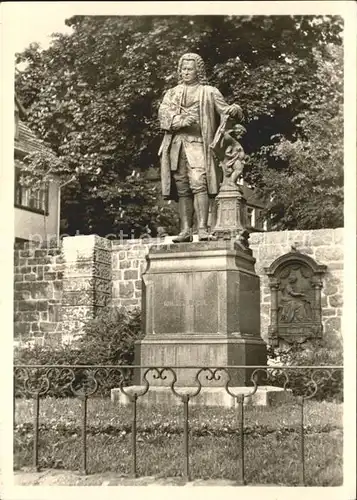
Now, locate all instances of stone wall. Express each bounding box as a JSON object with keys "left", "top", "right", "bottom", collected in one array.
[
  {"left": 14, "top": 245, "right": 64, "bottom": 345},
  {"left": 61, "top": 235, "right": 112, "bottom": 343},
  {"left": 14, "top": 236, "right": 113, "bottom": 345},
  {"left": 14, "top": 228, "right": 344, "bottom": 346},
  {"left": 111, "top": 228, "right": 344, "bottom": 344},
  {"left": 249, "top": 228, "right": 343, "bottom": 344},
  {"left": 111, "top": 240, "right": 152, "bottom": 310}
]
